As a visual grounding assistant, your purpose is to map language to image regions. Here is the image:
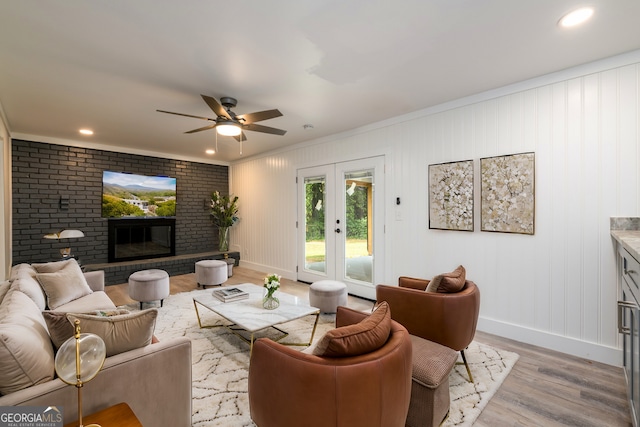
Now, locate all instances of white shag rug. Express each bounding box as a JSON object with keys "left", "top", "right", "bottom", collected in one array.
[{"left": 127, "top": 289, "right": 518, "bottom": 426}]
